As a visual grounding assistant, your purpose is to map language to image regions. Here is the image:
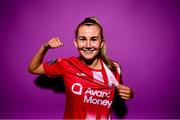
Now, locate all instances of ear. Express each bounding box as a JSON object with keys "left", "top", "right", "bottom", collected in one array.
[
  {"left": 100, "top": 40, "right": 105, "bottom": 48},
  {"left": 74, "top": 39, "right": 78, "bottom": 48}
]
